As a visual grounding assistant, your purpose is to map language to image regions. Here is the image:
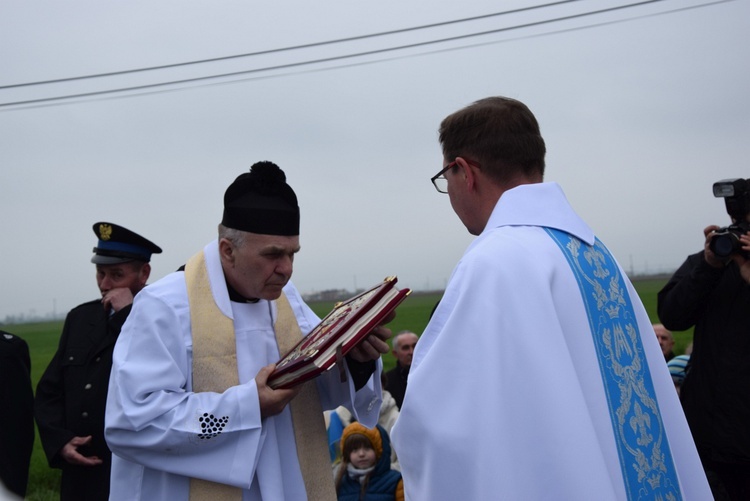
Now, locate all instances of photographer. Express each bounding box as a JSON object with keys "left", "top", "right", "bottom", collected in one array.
[{"left": 657, "top": 178, "right": 750, "bottom": 500}]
